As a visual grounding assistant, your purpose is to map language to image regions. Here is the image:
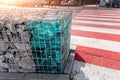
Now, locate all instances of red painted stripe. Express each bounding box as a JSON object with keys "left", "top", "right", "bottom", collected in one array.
[
  {"left": 75, "top": 51, "right": 120, "bottom": 70},
  {"left": 74, "top": 18, "right": 120, "bottom": 23},
  {"left": 100, "top": 14, "right": 120, "bottom": 16},
  {"left": 80, "top": 10, "right": 120, "bottom": 16},
  {"left": 72, "top": 22, "right": 120, "bottom": 30},
  {"left": 77, "top": 15, "right": 120, "bottom": 19},
  {"left": 81, "top": 10, "right": 120, "bottom": 13},
  {"left": 78, "top": 11, "right": 120, "bottom": 15},
  {"left": 80, "top": 11, "right": 120, "bottom": 14},
  {"left": 76, "top": 45, "right": 120, "bottom": 61},
  {"left": 79, "top": 14, "right": 120, "bottom": 16},
  {"left": 71, "top": 30, "right": 120, "bottom": 42}
]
